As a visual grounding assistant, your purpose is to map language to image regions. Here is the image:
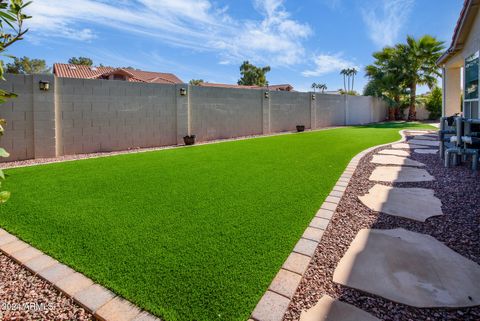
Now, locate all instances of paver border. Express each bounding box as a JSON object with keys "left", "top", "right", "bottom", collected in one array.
[
  {"left": 0, "top": 228, "right": 160, "bottom": 321},
  {"left": 249, "top": 129, "right": 437, "bottom": 321}
]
